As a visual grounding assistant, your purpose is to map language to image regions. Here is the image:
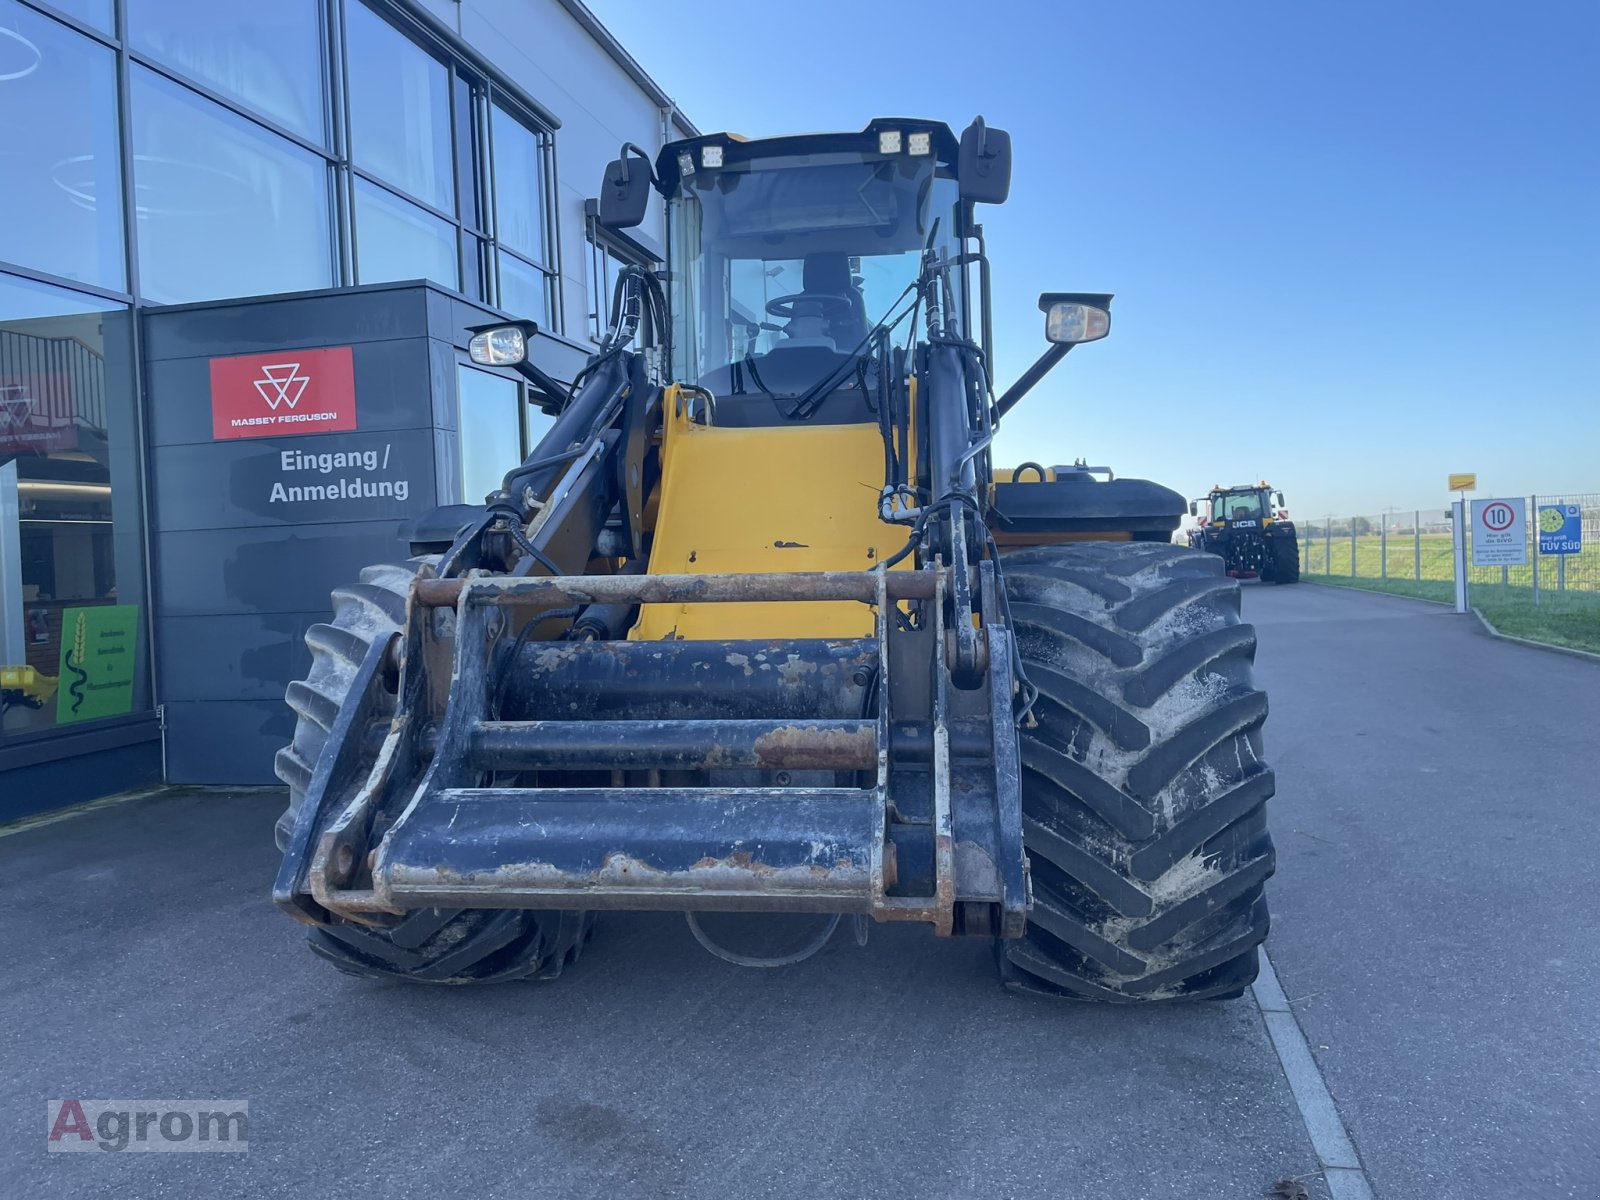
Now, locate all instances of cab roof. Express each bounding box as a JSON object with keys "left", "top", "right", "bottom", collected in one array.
[{"left": 655, "top": 118, "right": 960, "bottom": 195}]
